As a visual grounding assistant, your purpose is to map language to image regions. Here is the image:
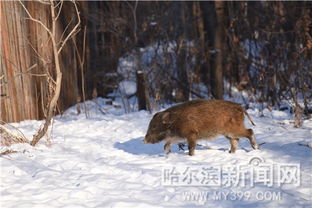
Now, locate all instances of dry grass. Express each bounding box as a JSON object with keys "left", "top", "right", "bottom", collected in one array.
[
  {"left": 0, "top": 149, "right": 18, "bottom": 156},
  {"left": 0, "top": 123, "right": 29, "bottom": 146}
]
